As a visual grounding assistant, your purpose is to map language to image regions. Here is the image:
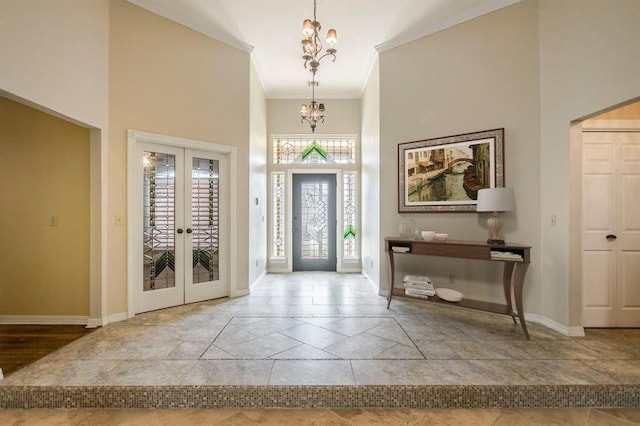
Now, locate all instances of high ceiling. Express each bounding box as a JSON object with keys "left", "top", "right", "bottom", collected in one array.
[{"left": 129, "top": 0, "right": 519, "bottom": 99}]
